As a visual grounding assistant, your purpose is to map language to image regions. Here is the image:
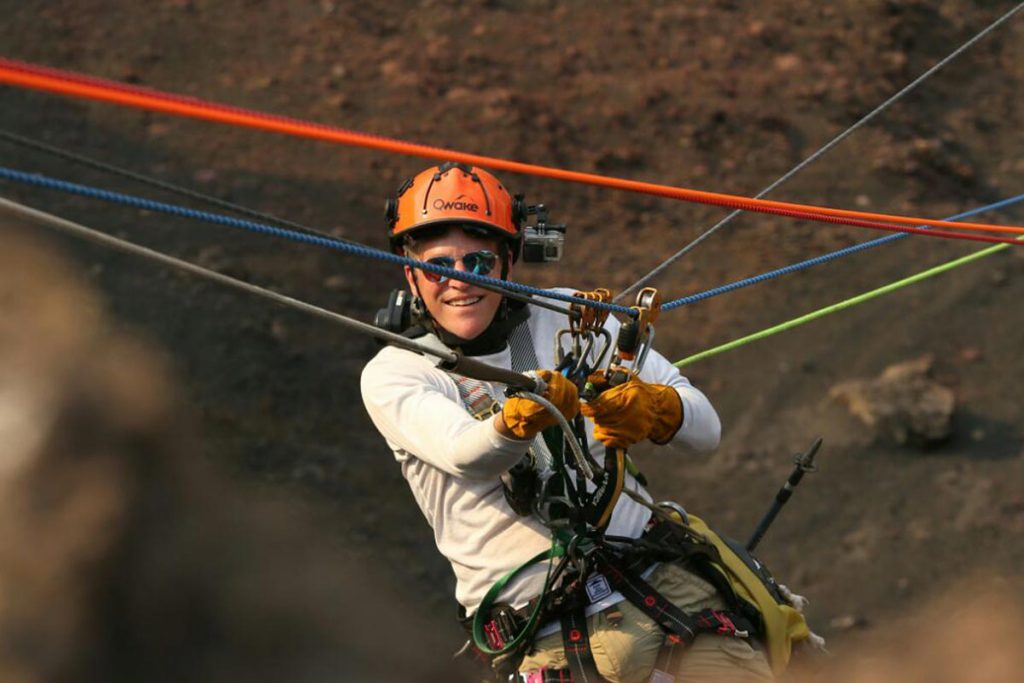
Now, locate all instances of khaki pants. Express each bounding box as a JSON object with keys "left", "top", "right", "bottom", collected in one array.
[{"left": 516, "top": 562, "right": 774, "bottom": 683}]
